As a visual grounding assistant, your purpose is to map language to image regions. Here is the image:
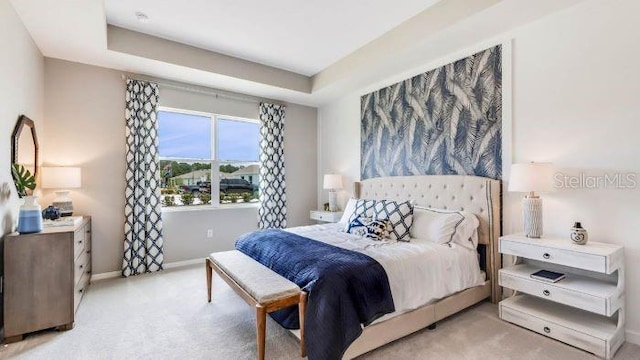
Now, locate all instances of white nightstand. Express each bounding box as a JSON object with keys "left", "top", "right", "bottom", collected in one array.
[
  {"left": 310, "top": 210, "right": 343, "bottom": 223},
  {"left": 498, "top": 234, "right": 625, "bottom": 359}
]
